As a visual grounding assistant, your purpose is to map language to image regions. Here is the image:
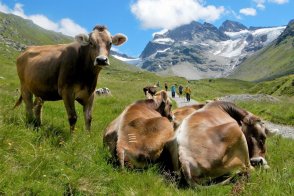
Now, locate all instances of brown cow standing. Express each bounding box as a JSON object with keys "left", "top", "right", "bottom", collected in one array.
[
  {"left": 14, "top": 25, "right": 127, "bottom": 133},
  {"left": 103, "top": 90, "right": 175, "bottom": 169},
  {"left": 173, "top": 101, "right": 276, "bottom": 186}
]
